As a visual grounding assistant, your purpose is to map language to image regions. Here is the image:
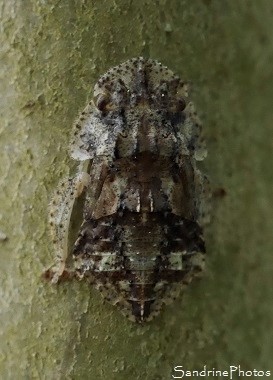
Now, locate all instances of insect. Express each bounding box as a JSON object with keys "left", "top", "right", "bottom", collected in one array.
[{"left": 44, "top": 57, "right": 210, "bottom": 323}]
